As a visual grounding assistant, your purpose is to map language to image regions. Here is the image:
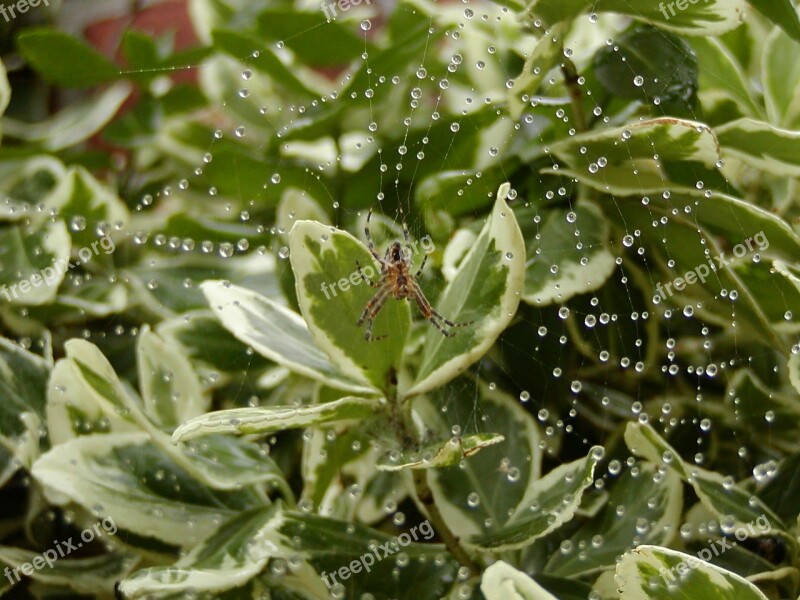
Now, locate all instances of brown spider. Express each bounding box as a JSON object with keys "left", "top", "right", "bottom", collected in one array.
[{"left": 356, "top": 208, "right": 473, "bottom": 341}]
